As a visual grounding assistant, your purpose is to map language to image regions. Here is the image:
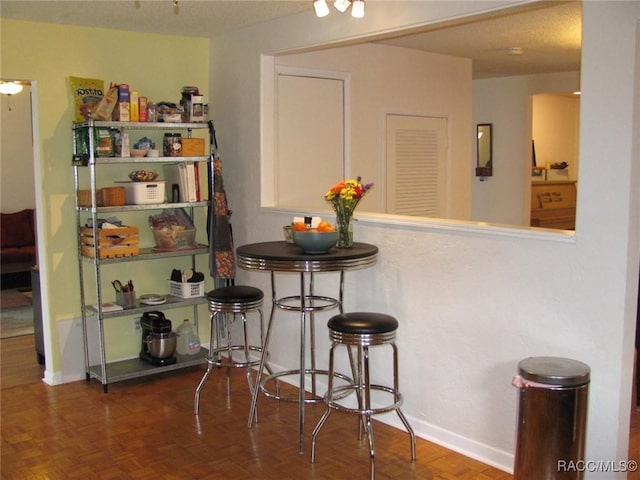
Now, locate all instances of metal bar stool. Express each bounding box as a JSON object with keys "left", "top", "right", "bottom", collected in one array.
[
  {"left": 194, "top": 285, "right": 269, "bottom": 415},
  {"left": 311, "top": 312, "right": 416, "bottom": 480}
]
